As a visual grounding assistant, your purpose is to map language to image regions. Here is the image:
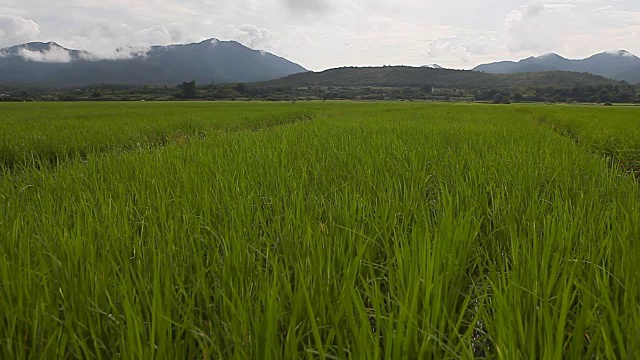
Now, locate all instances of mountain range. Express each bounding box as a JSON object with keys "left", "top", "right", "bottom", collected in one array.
[
  {"left": 1, "top": 39, "right": 638, "bottom": 88},
  {"left": 0, "top": 40, "right": 307, "bottom": 87},
  {"left": 474, "top": 50, "right": 640, "bottom": 84}
]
